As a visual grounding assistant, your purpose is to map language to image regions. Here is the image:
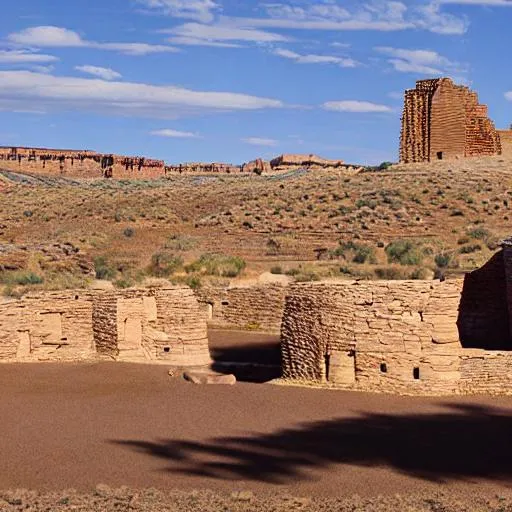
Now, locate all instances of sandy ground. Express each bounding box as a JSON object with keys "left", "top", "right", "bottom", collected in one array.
[{"left": 2, "top": 359, "right": 512, "bottom": 503}]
